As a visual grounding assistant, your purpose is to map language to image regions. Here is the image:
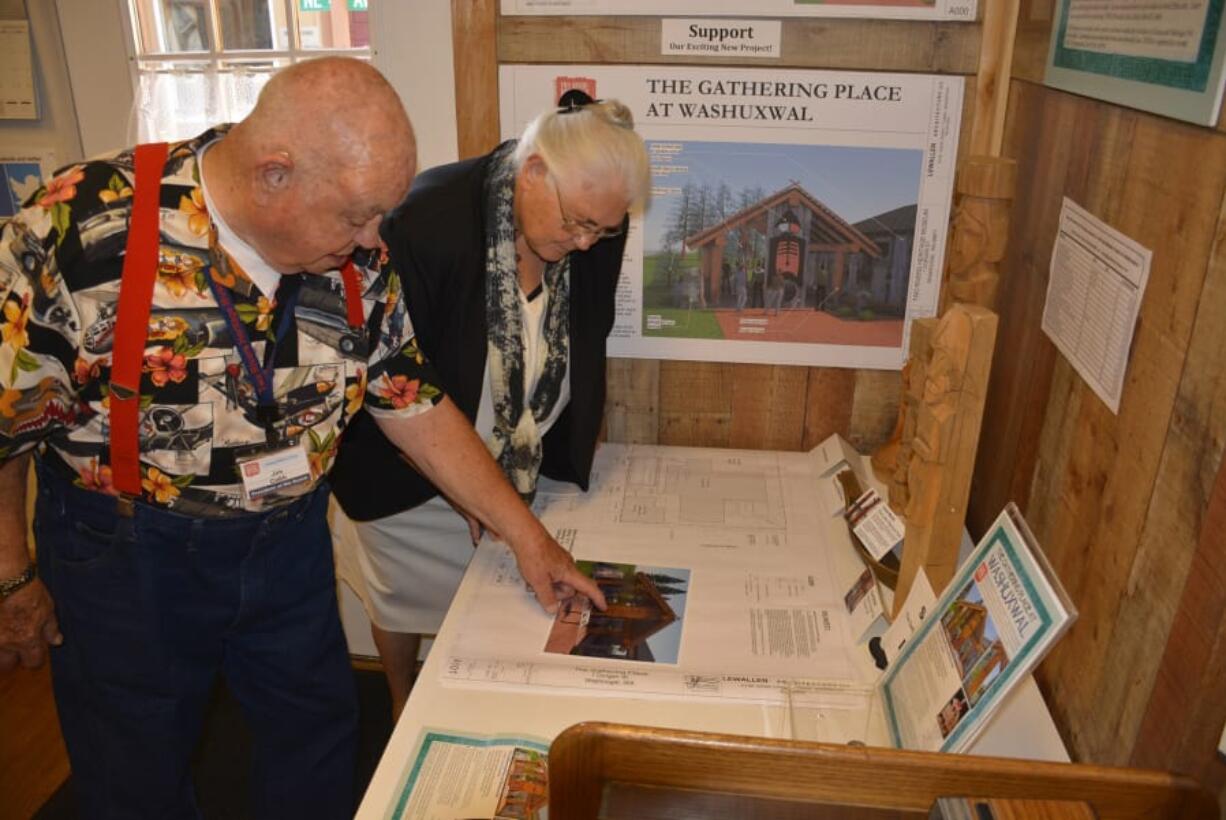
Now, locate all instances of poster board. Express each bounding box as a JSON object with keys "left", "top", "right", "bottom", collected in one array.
[
  {"left": 0, "top": 154, "right": 47, "bottom": 218},
  {"left": 500, "top": 0, "right": 978, "bottom": 21},
  {"left": 500, "top": 64, "right": 964, "bottom": 369},
  {"left": 1045, "top": 0, "right": 1226, "bottom": 126}
]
